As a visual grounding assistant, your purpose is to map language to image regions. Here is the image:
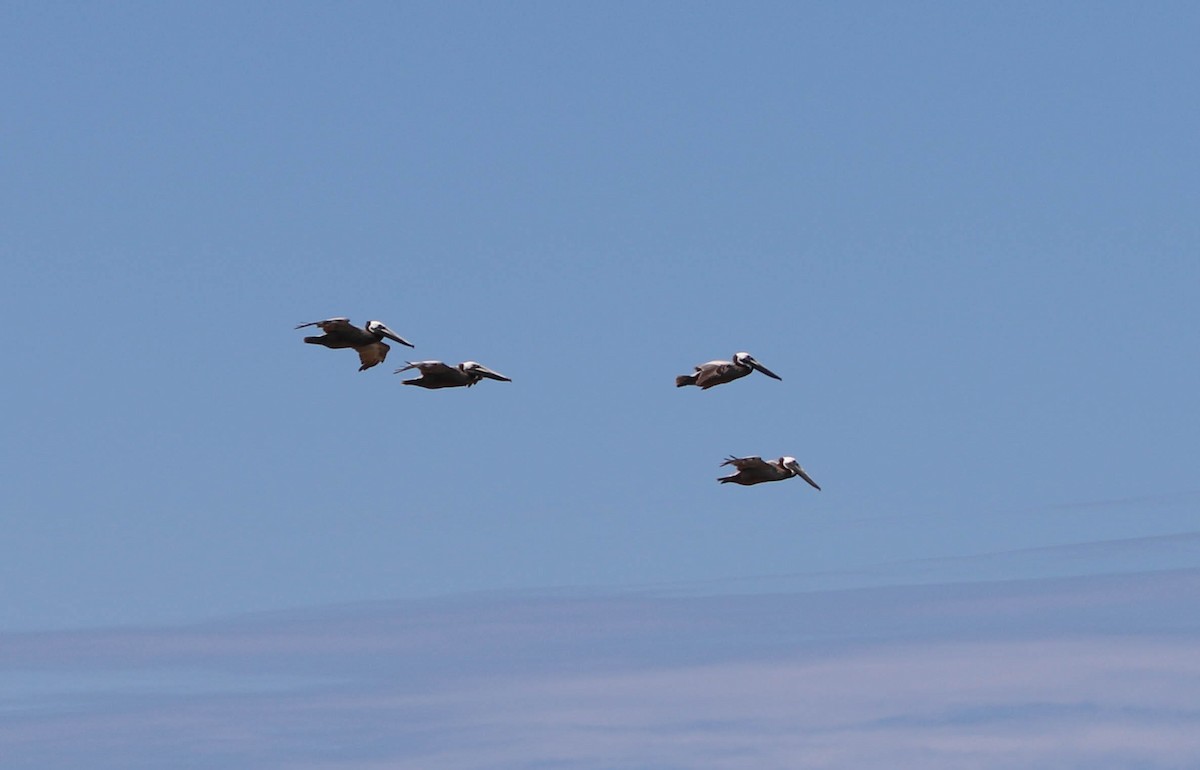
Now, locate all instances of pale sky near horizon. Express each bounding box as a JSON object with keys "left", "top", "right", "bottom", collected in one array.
[
  {"left": 3, "top": 561, "right": 1200, "bottom": 769},
  {"left": 3, "top": 1, "right": 1199, "bottom": 635}
]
